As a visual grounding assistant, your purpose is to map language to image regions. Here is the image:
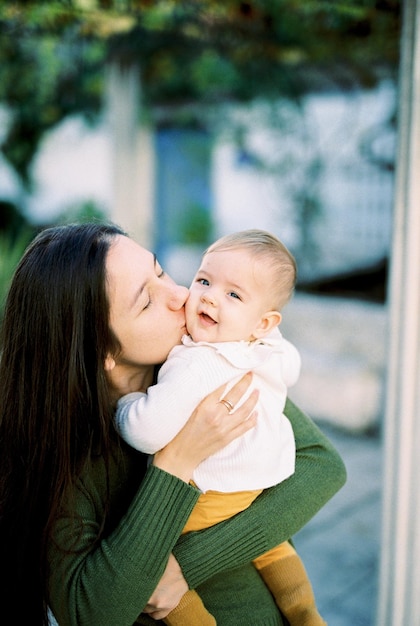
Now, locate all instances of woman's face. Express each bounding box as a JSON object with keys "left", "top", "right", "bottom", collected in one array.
[{"left": 106, "top": 235, "right": 188, "bottom": 368}]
